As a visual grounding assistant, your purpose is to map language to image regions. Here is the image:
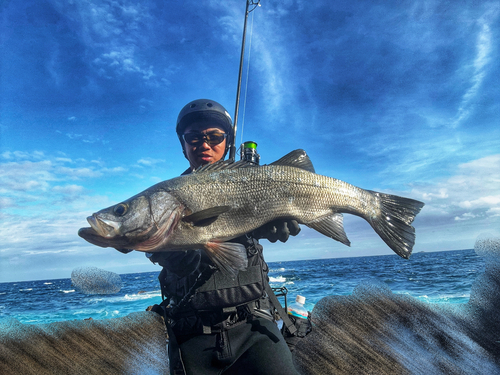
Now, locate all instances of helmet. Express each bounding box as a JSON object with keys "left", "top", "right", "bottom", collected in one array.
[{"left": 176, "top": 99, "right": 233, "bottom": 159}]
